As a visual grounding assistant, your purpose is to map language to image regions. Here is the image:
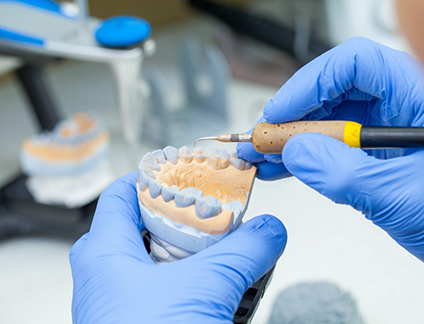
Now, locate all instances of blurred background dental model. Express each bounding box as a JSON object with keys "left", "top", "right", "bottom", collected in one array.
[
  {"left": 0, "top": 1, "right": 423, "bottom": 324},
  {"left": 20, "top": 112, "right": 115, "bottom": 207}
]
